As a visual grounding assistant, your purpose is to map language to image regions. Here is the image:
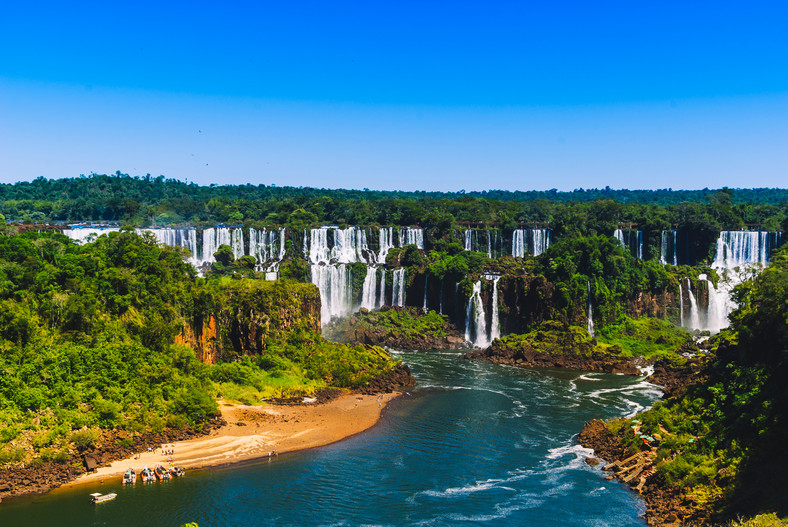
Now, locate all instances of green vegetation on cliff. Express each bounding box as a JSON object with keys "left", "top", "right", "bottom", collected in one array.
[
  {"left": 0, "top": 231, "right": 399, "bottom": 467},
  {"left": 602, "top": 245, "right": 788, "bottom": 520},
  {"left": 490, "top": 316, "right": 691, "bottom": 362}
]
